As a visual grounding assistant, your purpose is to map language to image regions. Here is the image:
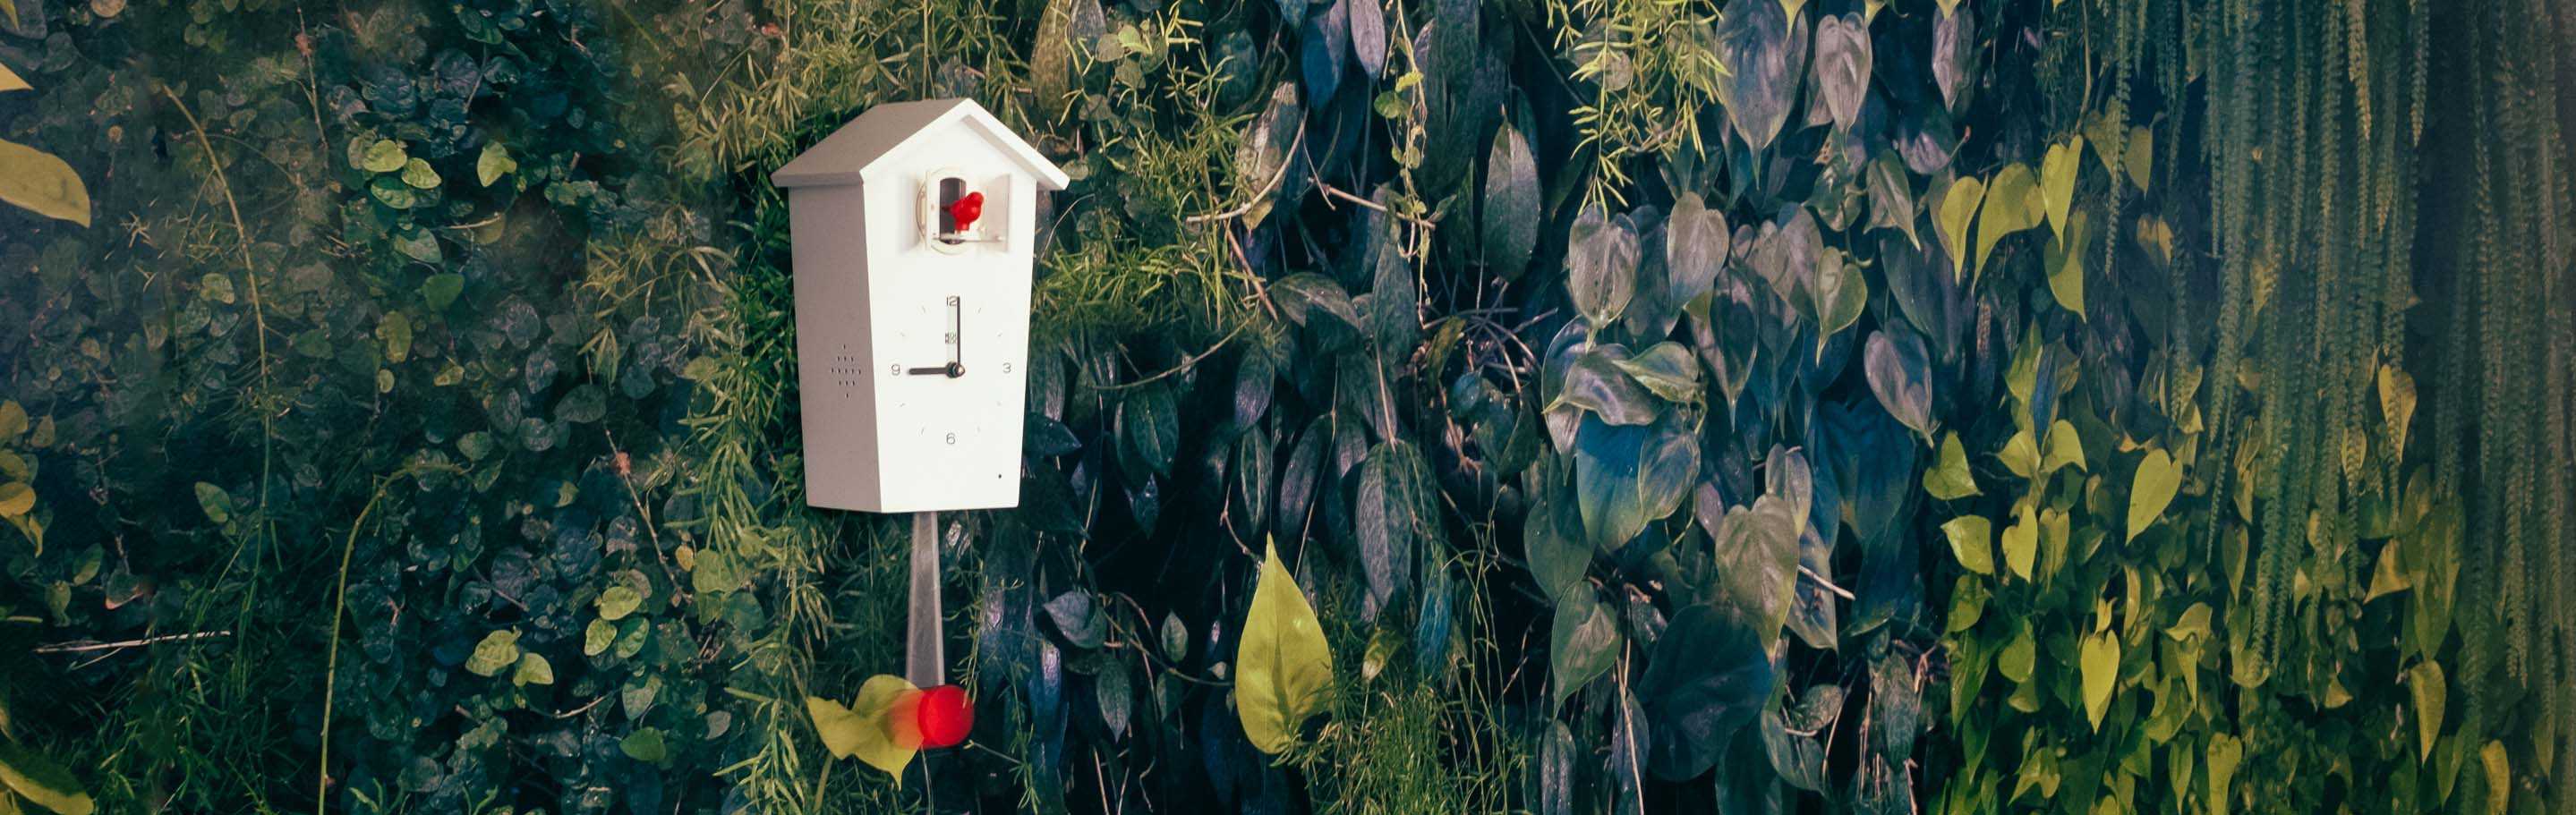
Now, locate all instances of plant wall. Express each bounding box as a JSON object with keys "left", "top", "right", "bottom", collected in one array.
[{"left": 0, "top": 0, "right": 2570, "bottom": 813}]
